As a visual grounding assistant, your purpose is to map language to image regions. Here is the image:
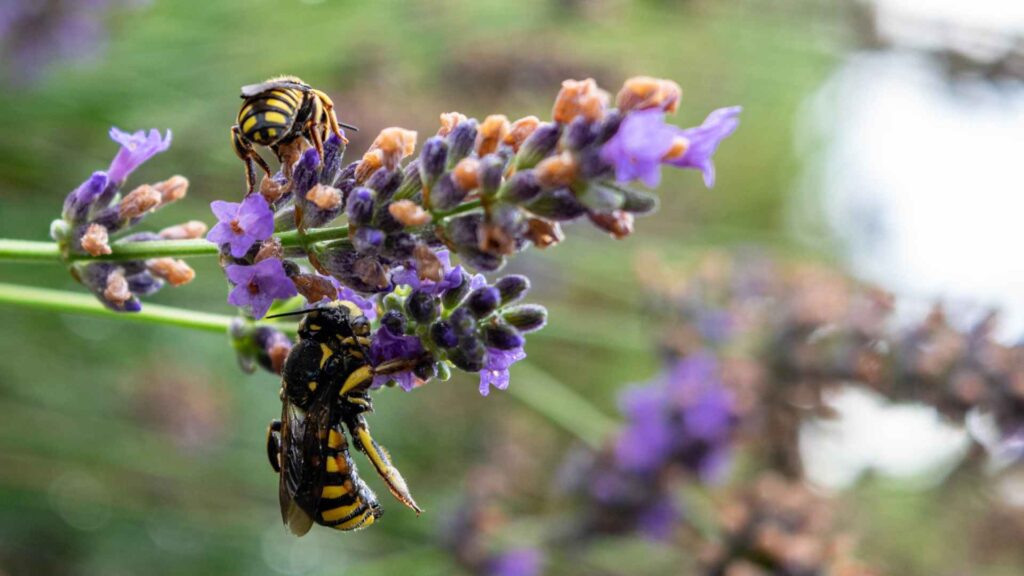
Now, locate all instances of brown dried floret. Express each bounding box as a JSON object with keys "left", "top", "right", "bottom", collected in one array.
[
  {"left": 476, "top": 114, "right": 510, "bottom": 156},
  {"left": 147, "top": 258, "right": 196, "bottom": 286},
  {"left": 616, "top": 76, "right": 682, "bottom": 114},
  {"left": 81, "top": 223, "right": 112, "bottom": 256},
  {"left": 552, "top": 78, "right": 609, "bottom": 124},
  {"left": 503, "top": 116, "right": 540, "bottom": 152}
]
